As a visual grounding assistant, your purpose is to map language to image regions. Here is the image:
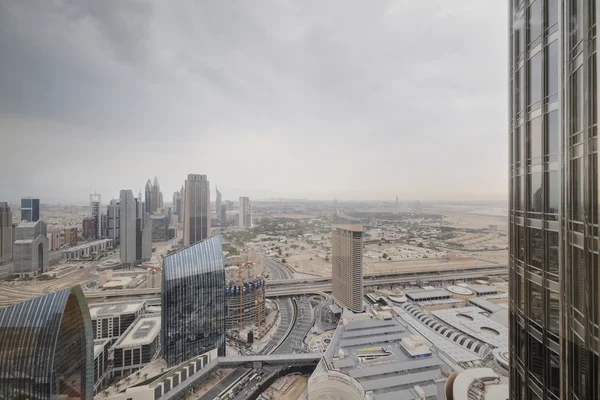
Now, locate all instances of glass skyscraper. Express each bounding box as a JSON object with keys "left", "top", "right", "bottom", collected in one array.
[
  {"left": 0, "top": 285, "right": 93, "bottom": 398},
  {"left": 162, "top": 235, "right": 226, "bottom": 367},
  {"left": 509, "top": 1, "right": 599, "bottom": 399},
  {"left": 20, "top": 197, "right": 40, "bottom": 223}
]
